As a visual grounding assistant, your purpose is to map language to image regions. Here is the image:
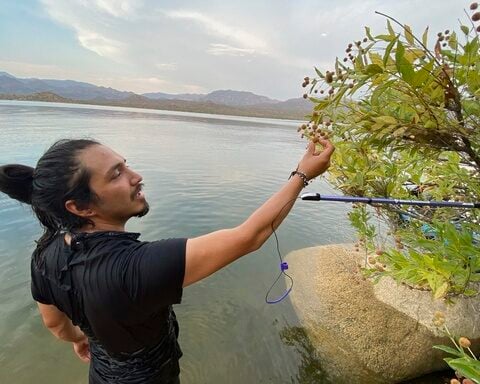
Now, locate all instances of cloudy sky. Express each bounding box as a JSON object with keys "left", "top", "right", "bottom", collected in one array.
[{"left": 0, "top": 0, "right": 469, "bottom": 100}]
